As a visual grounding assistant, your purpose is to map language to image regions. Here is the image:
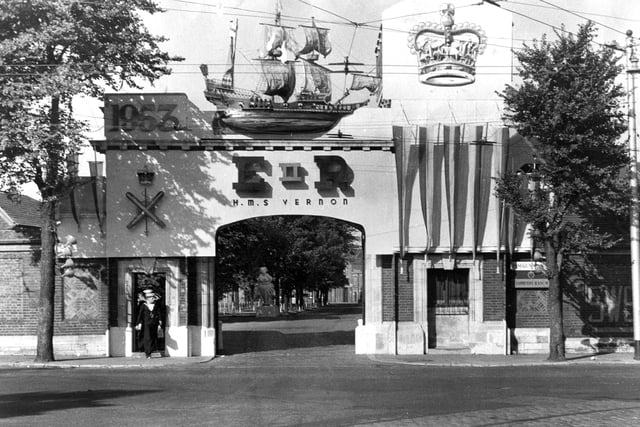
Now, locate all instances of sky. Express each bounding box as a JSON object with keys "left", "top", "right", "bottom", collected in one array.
[
  {"left": 22, "top": 0, "right": 640, "bottom": 197},
  {"left": 140, "top": 0, "right": 639, "bottom": 103},
  {"left": 78, "top": 0, "right": 640, "bottom": 136}
]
